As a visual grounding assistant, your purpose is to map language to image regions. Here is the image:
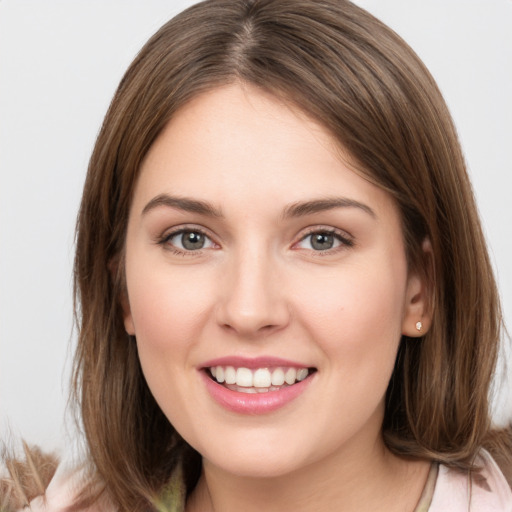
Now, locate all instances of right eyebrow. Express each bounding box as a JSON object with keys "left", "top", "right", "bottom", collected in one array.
[
  {"left": 142, "top": 194, "right": 224, "bottom": 218},
  {"left": 282, "top": 197, "right": 376, "bottom": 220}
]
